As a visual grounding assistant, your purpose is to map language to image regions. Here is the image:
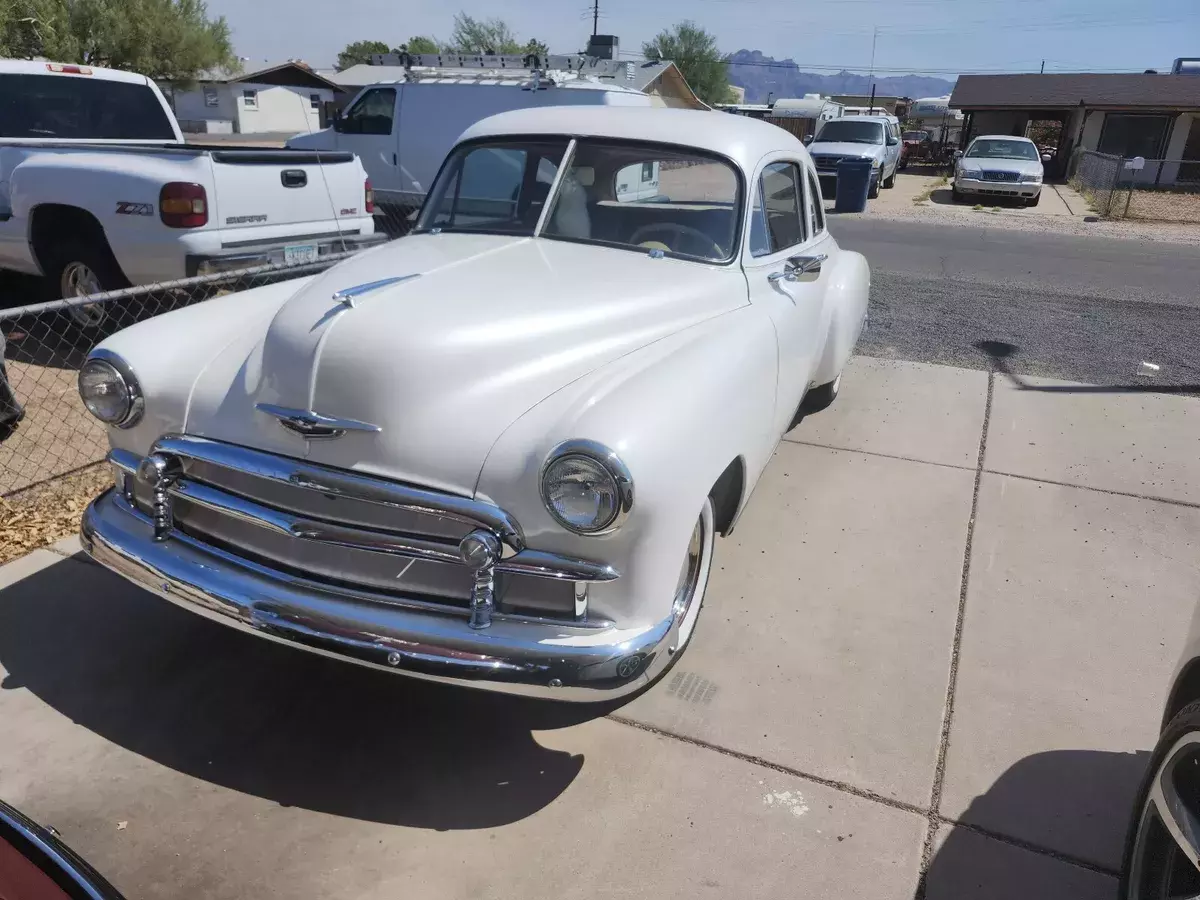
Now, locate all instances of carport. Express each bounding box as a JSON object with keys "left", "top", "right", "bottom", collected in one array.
[{"left": 950, "top": 73, "right": 1200, "bottom": 181}]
